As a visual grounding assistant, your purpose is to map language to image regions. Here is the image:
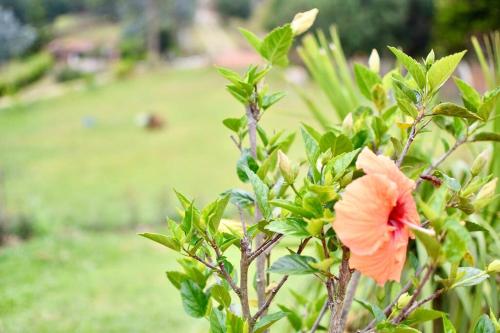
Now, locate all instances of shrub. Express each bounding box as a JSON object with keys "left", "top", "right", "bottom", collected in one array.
[
  {"left": 0, "top": 52, "right": 53, "bottom": 96},
  {"left": 216, "top": 0, "right": 252, "bottom": 20},
  {"left": 263, "top": 0, "right": 433, "bottom": 56},
  {"left": 55, "top": 66, "right": 87, "bottom": 82},
  {"left": 142, "top": 9, "right": 499, "bottom": 333},
  {"left": 113, "top": 59, "right": 135, "bottom": 79}
]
